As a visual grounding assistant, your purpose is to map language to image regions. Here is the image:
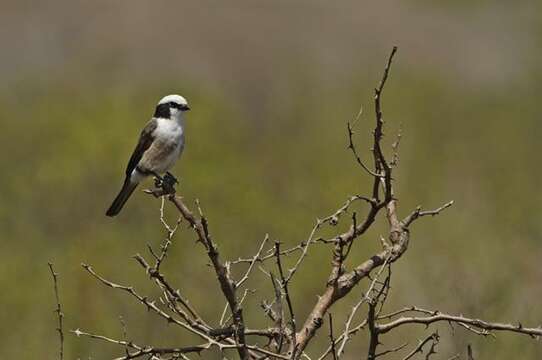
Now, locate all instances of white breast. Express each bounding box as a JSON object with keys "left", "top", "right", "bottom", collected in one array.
[
  {"left": 150, "top": 118, "right": 185, "bottom": 173},
  {"left": 154, "top": 118, "right": 184, "bottom": 143}
]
